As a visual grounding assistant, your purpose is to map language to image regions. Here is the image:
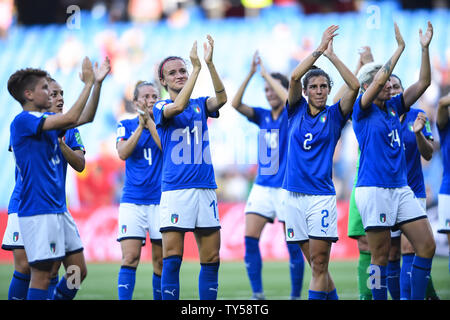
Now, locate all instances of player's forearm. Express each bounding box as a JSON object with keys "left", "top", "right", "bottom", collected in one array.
[
  {"left": 164, "top": 67, "right": 201, "bottom": 119},
  {"left": 77, "top": 82, "right": 103, "bottom": 126},
  {"left": 231, "top": 71, "right": 253, "bottom": 109},
  {"left": 415, "top": 132, "right": 433, "bottom": 161},
  {"left": 262, "top": 72, "right": 288, "bottom": 103},
  {"left": 436, "top": 96, "right": 450, "bottom": 129},
  {"left": 63, "top": 82, "right": 94, "bottom": 127},
  {"left": 206, "top": 62, "right": 227, "bottom": 111},
  {"left": 146, "top": 119, "right": 162, "bottom": 151},
  {"left": 60, "top": 143, "right": 85, "bottom": 172},
  {"left": 117, "top": 125, "right": 144, "bottom": 160},
  {"left": 328, "top": 54, "right": 360, "bottom": 91}
]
